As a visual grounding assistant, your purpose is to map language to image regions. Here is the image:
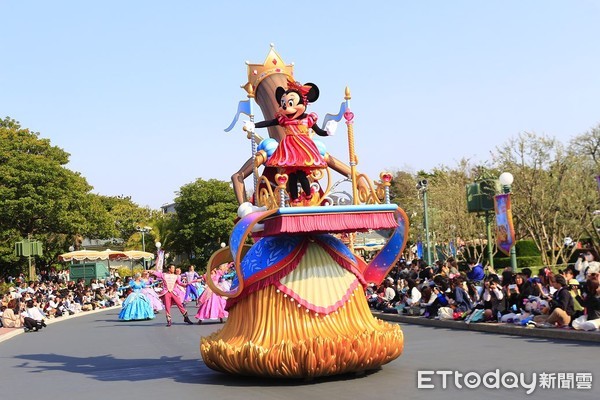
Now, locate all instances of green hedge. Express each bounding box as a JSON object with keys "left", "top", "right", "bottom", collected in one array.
[
  {"left": 492, "top": 256, "right": 543, "bottom": 270},
  {"left": 515, "top": 240, "right": 541, "bottom": 256}
]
